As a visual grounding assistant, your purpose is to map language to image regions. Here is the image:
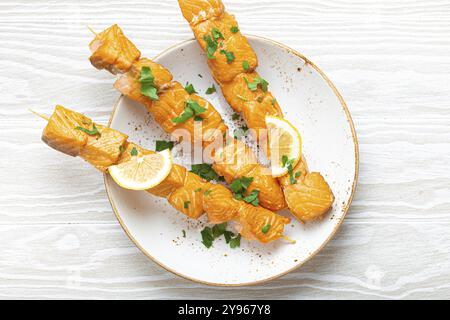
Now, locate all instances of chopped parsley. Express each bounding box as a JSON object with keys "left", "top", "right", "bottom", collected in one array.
[
  {"left": 230, "top": 26, "right": 239, "bottom": 33},
  {"left": 242, "top": 60, "right": 250, "bottom": 71},
  {"left": 119, "top": 145, "right": 125, "bottom": 153},
  {"left": 233, "top": 125, "right": 248, "bottom": 140},
  {"left": 295, "top": 171, "right": 301, "bottom": 178},
  {"left": 244, "top": 76, "right": 269, "bottom": 92},
  {"left": 282, "top": 155, "right": 297, "bottom": 184},
  {"left": 139, "top": 66, "right": 159, "bottom": 101},
  {"left": 229, "top": 234, "right": 241, "bottom": 248},
  {"left": 220, "top": 49, "right": 235, "bottom": 63},
  {"left": 204, "top": 34, "right": 218, "bottom": 59},
  {"left": 230, "top": 176, "right": 259, "bottom": 206},
  {"left": 155, "top": 140, "right": 174, "bottom": 152},
  {"left": 232, "top": 113, "right": 240, "bottom": 120},
  {"left": 211, "top": 27, "right": 224, "bottom": 41},
  {"left": 130, "top": 147, "right": 138, "bottom": 156},
  {"left": 205, "top": 84, "right": 216, "bottom": 94},
  {"left": 201, "top": 226, "right": 214, "bottom": 248},
  {"left": 194, "top": 188, "right": 202, "bottom": 192},
  {"left": 200, "top": 223, "right": 242, "bottom": 249},
  {"left": 204, "top": 189, "right": 212, "bottom": 196},
  {"left": 190, "top": 163, "right": 224, "bottom": 182},
  {"left": 184, "top": 82, "right": 197, "bottom": 94},
  {"left": 261, "top": 224, "right": 271, "bottom": 234},
  {"left": 182, "top": 230, "right": 186, "bottom": 238},
  {"left": 75, "top": 123, "right": 101, "bottom": 137},
  {"left": 172, "top": 99, "right": 206, "bottom": 124},
  {"left": 271, "top": 98, "right": 277, "bottom": 105},
  {"left": 184, "top": 201, "right": 190, "bottom": 209}
]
